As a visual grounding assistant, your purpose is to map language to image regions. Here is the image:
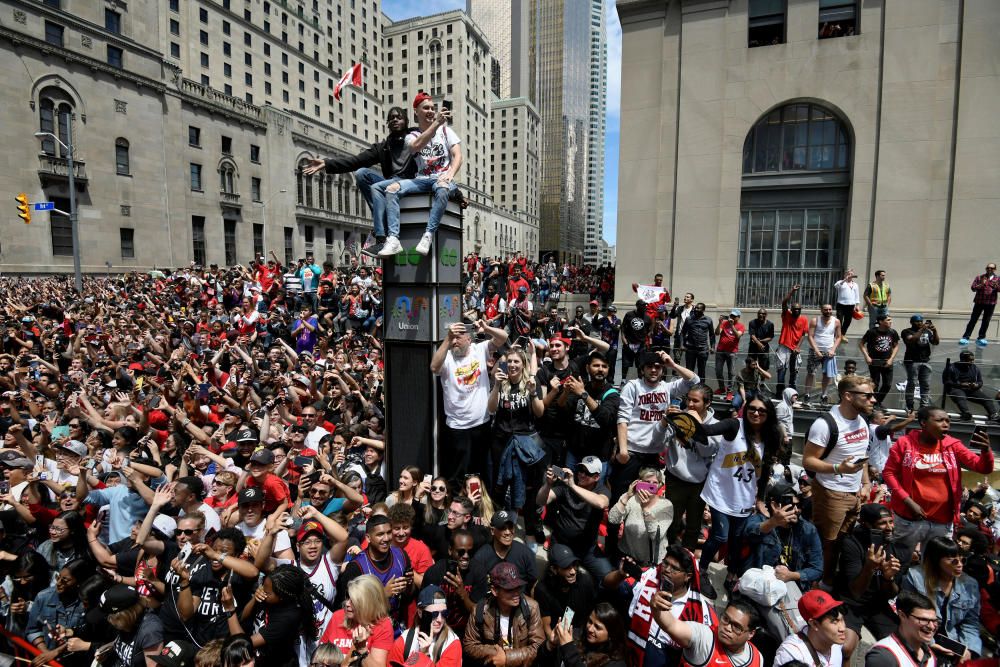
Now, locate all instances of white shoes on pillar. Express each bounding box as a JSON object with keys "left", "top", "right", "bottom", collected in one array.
[
  {"left": 378, "top": 236, "right": 403, "bottom": 257},
  {"left": 415, "top": 232, "right": 433, "bottom": 256}
]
